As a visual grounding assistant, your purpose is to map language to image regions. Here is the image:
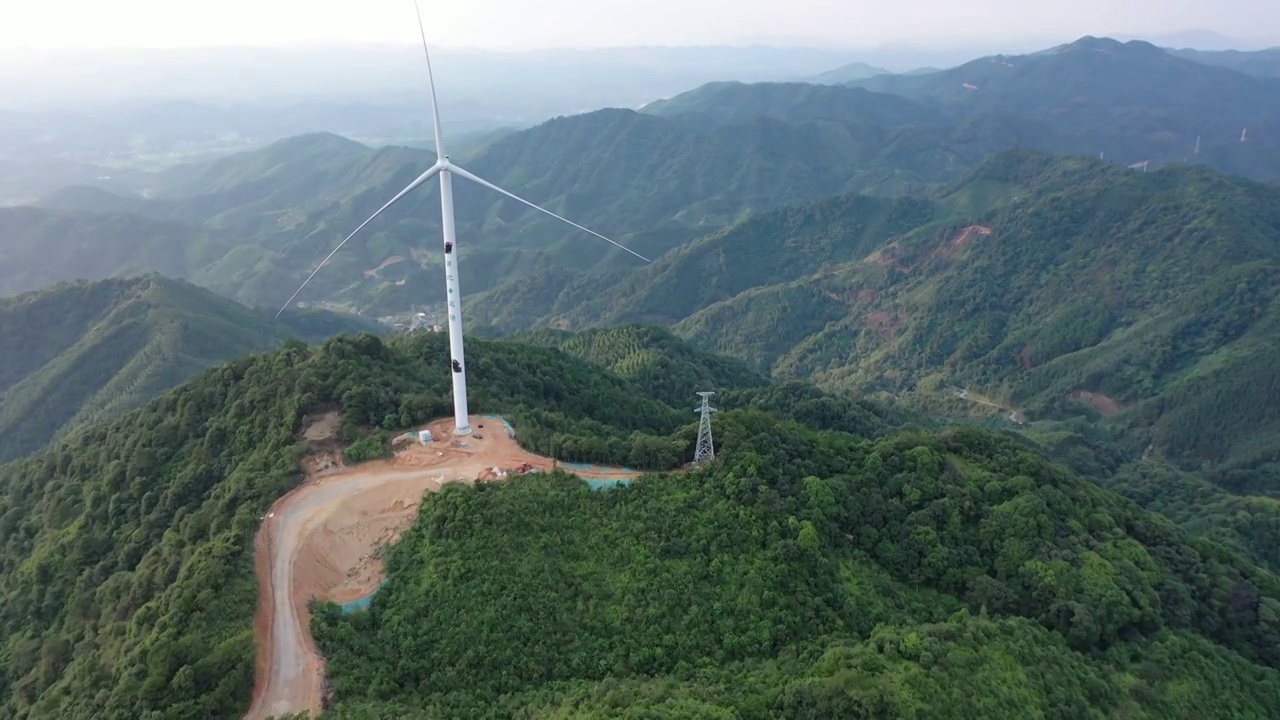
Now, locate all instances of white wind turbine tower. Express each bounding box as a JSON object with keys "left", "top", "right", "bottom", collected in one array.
[{"left": 277, "top": 1, "right": 651, "bottom": 436}]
